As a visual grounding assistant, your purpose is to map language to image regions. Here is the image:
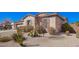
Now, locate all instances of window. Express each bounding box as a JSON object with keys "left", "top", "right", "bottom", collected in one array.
[{"left": 27, "top": 20, "right": 31, "bottom": 25}]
